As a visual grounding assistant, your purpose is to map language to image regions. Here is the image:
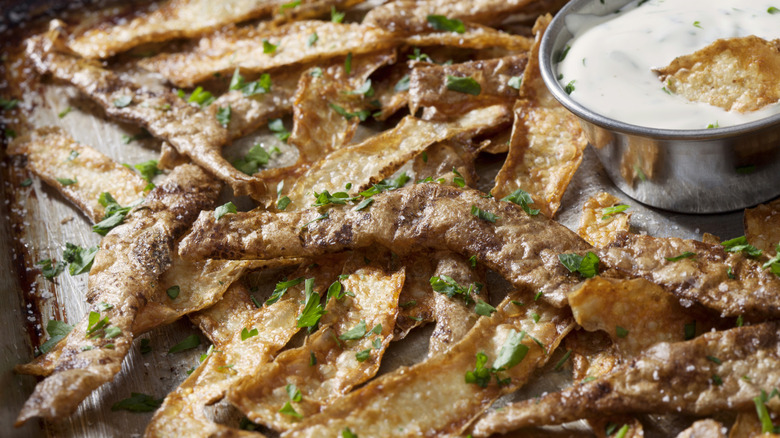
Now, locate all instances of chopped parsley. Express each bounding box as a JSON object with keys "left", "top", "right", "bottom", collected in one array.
[
  {"left": 214, "top": 201, "right": 237, "bottom": 220},
  {"left": 331, "top": 6, "right": 345, "bottom": 23},
  {"left": 722, "top": 236, "right": 762, "bottom": 258},
  {"left": 122, "top": 130, "right": 151, "bottom": 144},
  {"left": 359, "top": 172, "right": 410, "bottom": 197},
  {"left": 615, "top": 326, "right": 629, "bottom": 338},
  {"left": 183, "top": 86, "right": 215, "bottom": 107},
  {"left": 229, "top": 68, "right": 271, "bottom": 96},
  {"left": 342, "top": 428, "right": 358, "bottom": 438},
  {"left": 20, "top": 178, "right": 32, "bottom": 187},
  {"left": 430, "top": 275, "right": 482, "bottom": 306},
  {"left": 564, "top": 80, "right": 576, "bottom": 95},
  {"left": 446, "top": 75, "right": 481, "bottom": 95},
  {"left": 279, "top": 401, "right": 302, "bottom": 418},
  {"left": 706, "top": 355, "right": 722, "bottom": 365},
  {"left": 329, "top": 103, "right": 370, "bottom": 121},
  {"left": 508, "top": 76, "right": 523, "bottom": 90},
  {"left": 286, "top": 383, "right": 302, "bottom": 402},
  {"left": 241, "top": 327, "right": 259, "bottom": 341},
  {"left": 37, "top": 259, "right": 65, "bottom": 279},
  {"left": 426, "top": 15, "right": 465, "bottom": 33},
  {"left": 344, "top": 79, "right": 375, "bottom": 97},
  {"left": 602, "top": 204, "right": 629, "bottom": 220},
  {"left": 277, "top": 196, "right": 292, "bottom": 211},
  {"left": 166, "top": 285, "right": 180, "bottom": 299},
  {"left": 471, "top": 205, "right": 499, "bottom": 223},
  {"left": 355, "top": 349, "right": 371, "bottom": 362},
  {"left": 665, "top": 251, "right": 696, "bottom": 262},
  {"left": 56, "top": 177, "right": 77, "bottom": 186},
  {"left": 279, "top": 0, "right": 300, "bottom": 12},
  {"left": 394, "top": 74, "right": 410, "bottom": 92},
  {"left": 168, "top": 334, "right": 200, "bottom": 353},
  {"left": 139, "top": 338, "right": 152, "bottom": 354},
  {"left": 344, "top": 52, "right": 353, "bottom": 74},
  {"left": 353, "top": 197, "right": 373, "bottom": 211},
  {"left": 39, "top": 319, "right": 73, "bottom": 354},
  {"left": 339, "top": 320, "right": 367, "bottom": 340},
  {"left": 0, "top": 97, "right": 19, "bottom": 110},
  {"left": 475, "top": 299, "right": 497, "bottom": 317},
  {"left": 216, "top": 105, "right": 231, "bottom": 127},
  {"left": 312, "top": 190, "right": 356, "bottom": 208},
  {"left": 234, "top": 143, "right": 279, "bottom": 175},
  {"left": 93, "top": 192, "right": 137, "bottom": 236},
  {"left": 554, "top": 349, "right": 572, "bottom": 371},
  {"left": 297, "top": 278, "right": 326, "bottom": 329},
  {"left": 556, "top": 45, "right": 571, "bottom": 63},
  {"left": 307, "top": 32, "right": 318, "bottom": 47},
  {"left": 684, "top": 321, "right": 696, "bottom": 340},
  {"left": 769, "top": 6, "right": 780, "bottom": 14},
  {"left": 58, "top": 106, "right": 72, "bottom": 118},
  {"left": 63, "top": 242, "right": 98, "bottom": 275},
  {"left": 263, "top": 39, "right": 278, "bottom": 54},
  {"left": 301, "top": 211, "right": 329, "bottom": 230},
  {"left": 501, "top": 188, "right": 539, "bottom": 215},
  {"left": 264, "top": 276, "right": 305, "bottom": 304},
  {"left": 111, "top": 393, "right": 163, "bottom": 412},
  {"left": 466, "top": 330, "right": 528, "bottom": 388},
  {"left": 558, "top": 252, "right": 600, "bottom": 278}
]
